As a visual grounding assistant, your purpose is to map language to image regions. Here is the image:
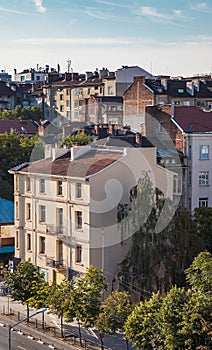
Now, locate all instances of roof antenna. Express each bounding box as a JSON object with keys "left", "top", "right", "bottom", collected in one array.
[{"left": 67, "top": 58, "right": 71, "bottom": 73}]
